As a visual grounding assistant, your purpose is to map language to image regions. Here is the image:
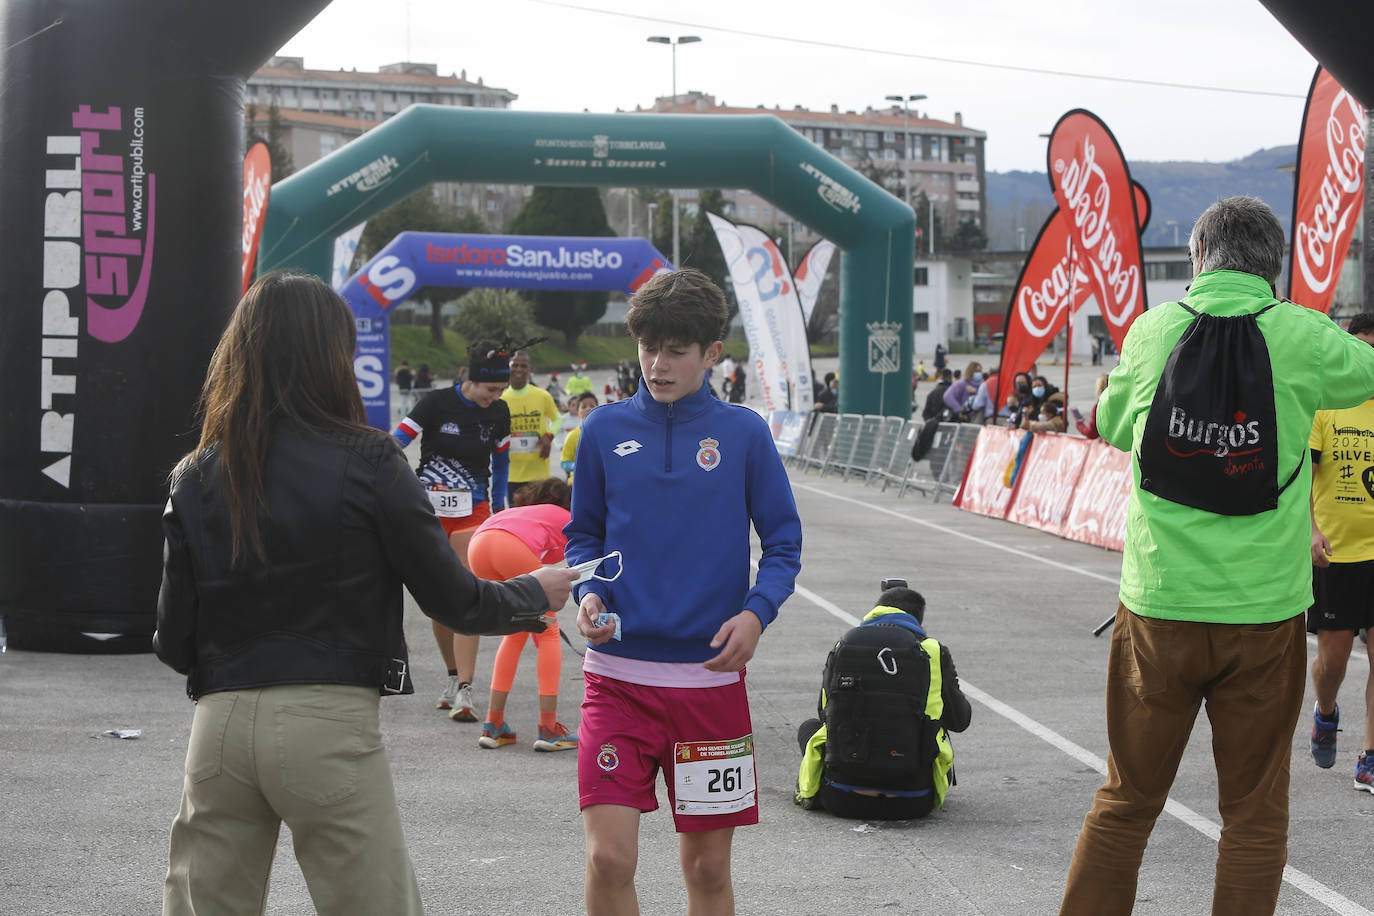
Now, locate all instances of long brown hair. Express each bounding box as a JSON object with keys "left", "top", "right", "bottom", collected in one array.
[{"left": 185, "top": 271, "right": 379, "bottom": 562}]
